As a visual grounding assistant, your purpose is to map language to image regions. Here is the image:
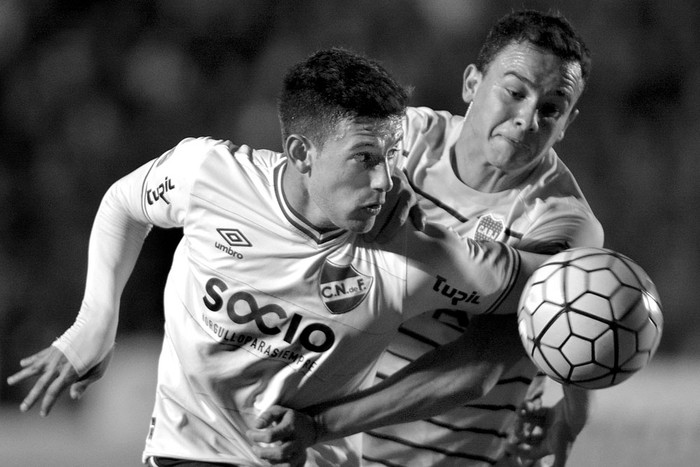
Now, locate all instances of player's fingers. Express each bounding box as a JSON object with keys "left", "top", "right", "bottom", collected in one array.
[
  {"left": 70, "top": 379, "right": 90, "bottom": 400},
  {"left": 18, "top": 365, "right": 59, "bottom": 413},
  {"left": 409, "top": 204, "right": 426, "bottom": 231},
  {"left": 6, "top": 364, "right": 42, "bottom": 386},
  {"left": 39, "top": 364, "right": 77, "bottom": 416},
  {"left": 252, "top": 405, "right": 286, "bottom": 429},
  {"left": 69, "top": 359, "right": 107, "bottom": 400},
  {"left": 18, "top": 353, "right": 41, "bottom": 368},
  {"left": 253, "top": 441, "right": 306, "bottom": 466},
  {"left": 248, "top": 427, "right": 276, "bottom": 444},
  {"left": 6, "top": 349, "right": 53, "bottom": 386}
]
